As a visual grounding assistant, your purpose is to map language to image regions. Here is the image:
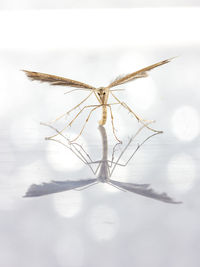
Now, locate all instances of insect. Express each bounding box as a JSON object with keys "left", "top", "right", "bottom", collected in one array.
[{"left": 23, "top": 58, "right": 173, "bottom": 142}]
